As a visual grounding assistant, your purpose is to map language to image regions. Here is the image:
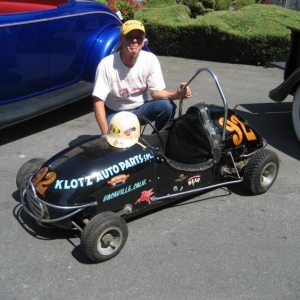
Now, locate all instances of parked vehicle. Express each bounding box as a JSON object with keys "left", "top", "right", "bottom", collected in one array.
[
  {"left": 17, "top": 68, "right": 280, "bottom": 263},
  {"left": 268, "top": 26, "right": 300, "bottom": 142},
  {"left": 0, "top": 0, "right": 123, "bottom": 129}
]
